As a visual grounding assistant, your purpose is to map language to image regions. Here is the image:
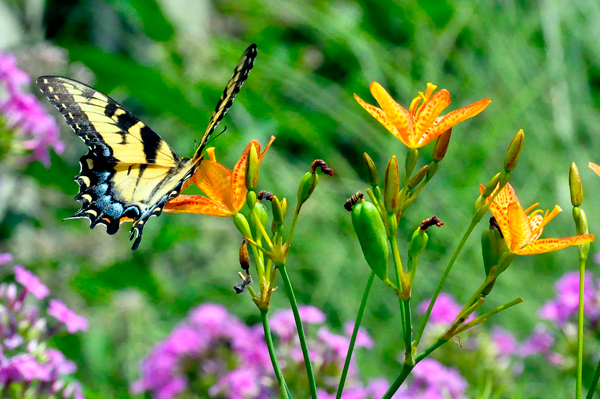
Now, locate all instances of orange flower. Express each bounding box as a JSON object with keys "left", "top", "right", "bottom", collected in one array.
[
  {"left": 354, "top": 82, "right": 491, "bottom": 149},
  {"left": 164, "top": 136, "right": 275, "bottom": 216},
  {"left": 589, "top": 162, "right": 600, "bottom": 177},
  {"left": 482, "top": 183, "right": 594, "bottom": 255}
]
